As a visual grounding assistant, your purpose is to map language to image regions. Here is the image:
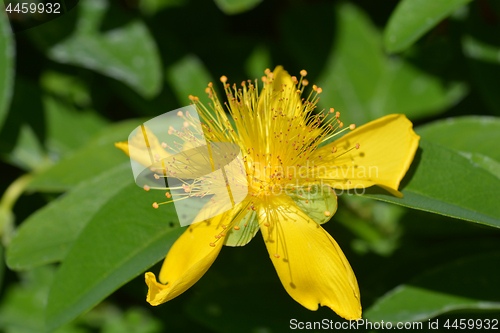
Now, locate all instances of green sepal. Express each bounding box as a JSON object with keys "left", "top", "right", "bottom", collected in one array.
[
  {"left": 290, "top": 184, "right": 338, "bottom": 225},
  {"left": 224, "top": 210, "right": 259, "bottom": 247}
]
